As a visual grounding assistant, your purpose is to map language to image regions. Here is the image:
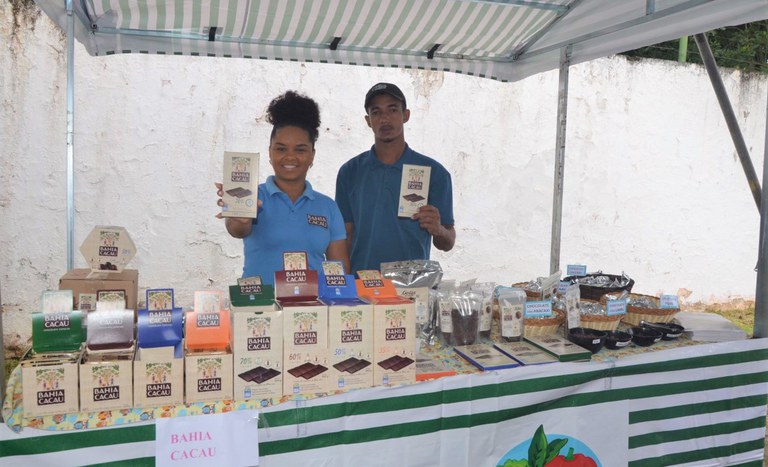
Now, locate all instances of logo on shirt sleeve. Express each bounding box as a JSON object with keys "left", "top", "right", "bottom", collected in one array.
[{"left": 307, "top": 214, "right": 328, "bottom": 229}]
